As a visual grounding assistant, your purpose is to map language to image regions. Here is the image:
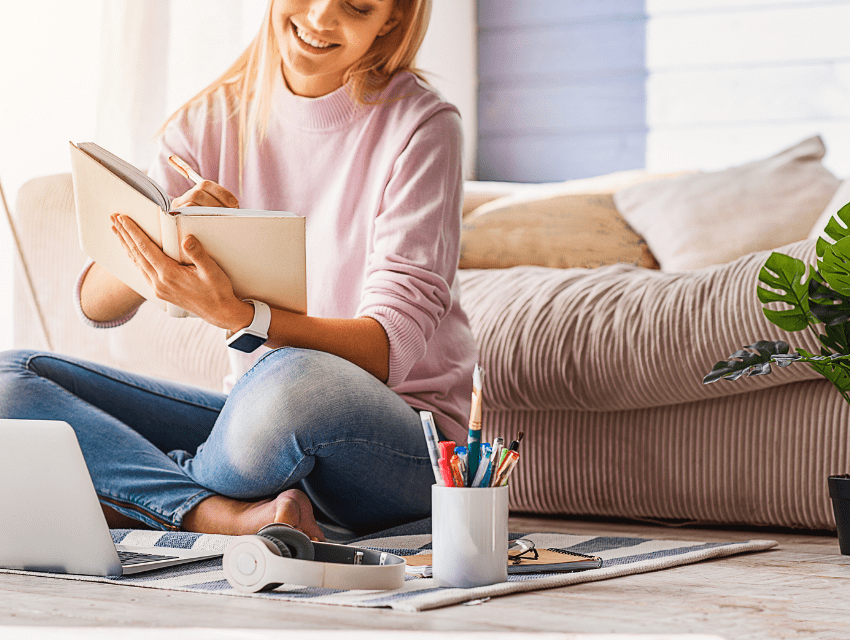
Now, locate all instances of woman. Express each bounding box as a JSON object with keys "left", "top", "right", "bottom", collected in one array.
[{"left": 0, "top": 0, "right": 476, "bottom": 539}]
